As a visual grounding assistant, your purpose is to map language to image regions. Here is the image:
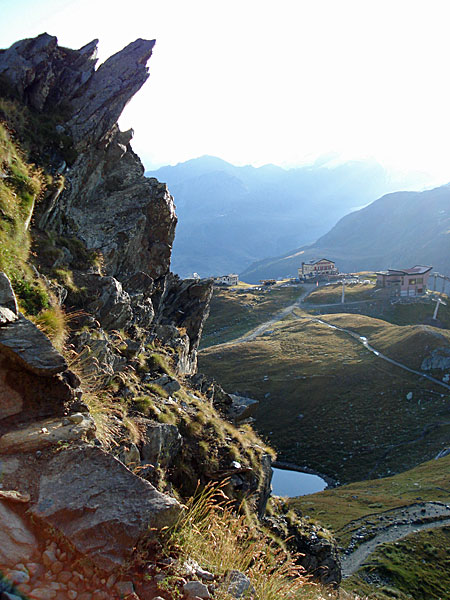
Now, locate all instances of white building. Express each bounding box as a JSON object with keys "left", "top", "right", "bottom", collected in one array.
[{"left": 214, "top": 273, "right": 239, "bottom": 286}]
